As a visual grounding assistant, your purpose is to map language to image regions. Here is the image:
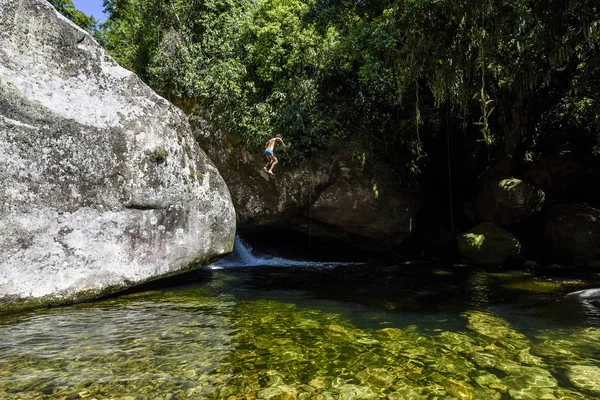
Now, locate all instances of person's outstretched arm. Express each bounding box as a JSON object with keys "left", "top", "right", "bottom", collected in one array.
[{"left": 278, "top": 138, "right": 286, "bottom": 147}]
